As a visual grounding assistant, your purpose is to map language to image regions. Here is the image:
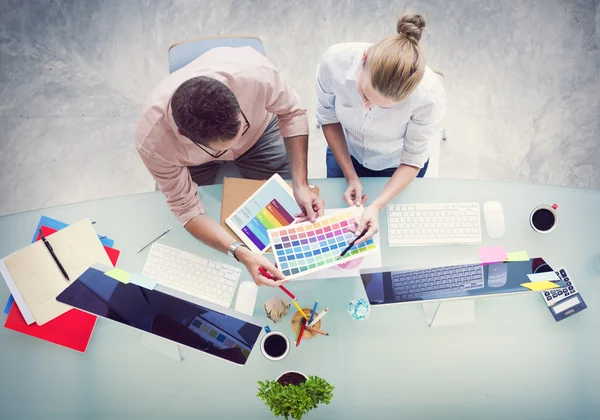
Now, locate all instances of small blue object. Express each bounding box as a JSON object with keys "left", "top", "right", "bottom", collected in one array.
[
  {"left": 308, "top": 301, "right": 319, "bottom": 324},
  {"left": 3, "top": 295, "right": 14, "bottom": 315},
  {"left": 264, "top": 326, "right": 271, "bottom": 333},
  {"left": 347, "top": 298, "right": 371, "bottom": 320}
]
